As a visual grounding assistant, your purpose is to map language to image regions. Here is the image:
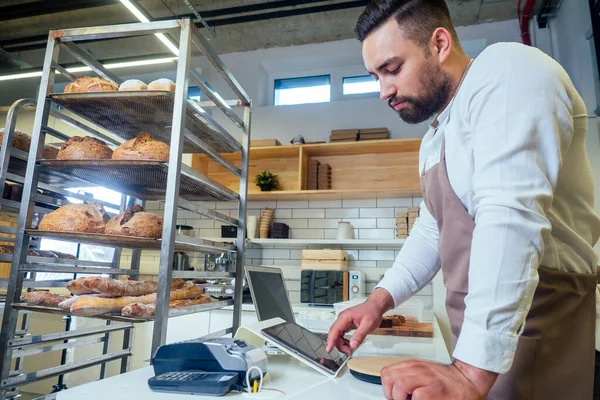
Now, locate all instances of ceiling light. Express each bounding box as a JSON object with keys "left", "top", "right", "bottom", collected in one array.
[
  {"left": 0, "top": 57, "right": 177, "bottom": 81},
  {"left": 119, "top": 0, "right": 179, "bottom": 56}
]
